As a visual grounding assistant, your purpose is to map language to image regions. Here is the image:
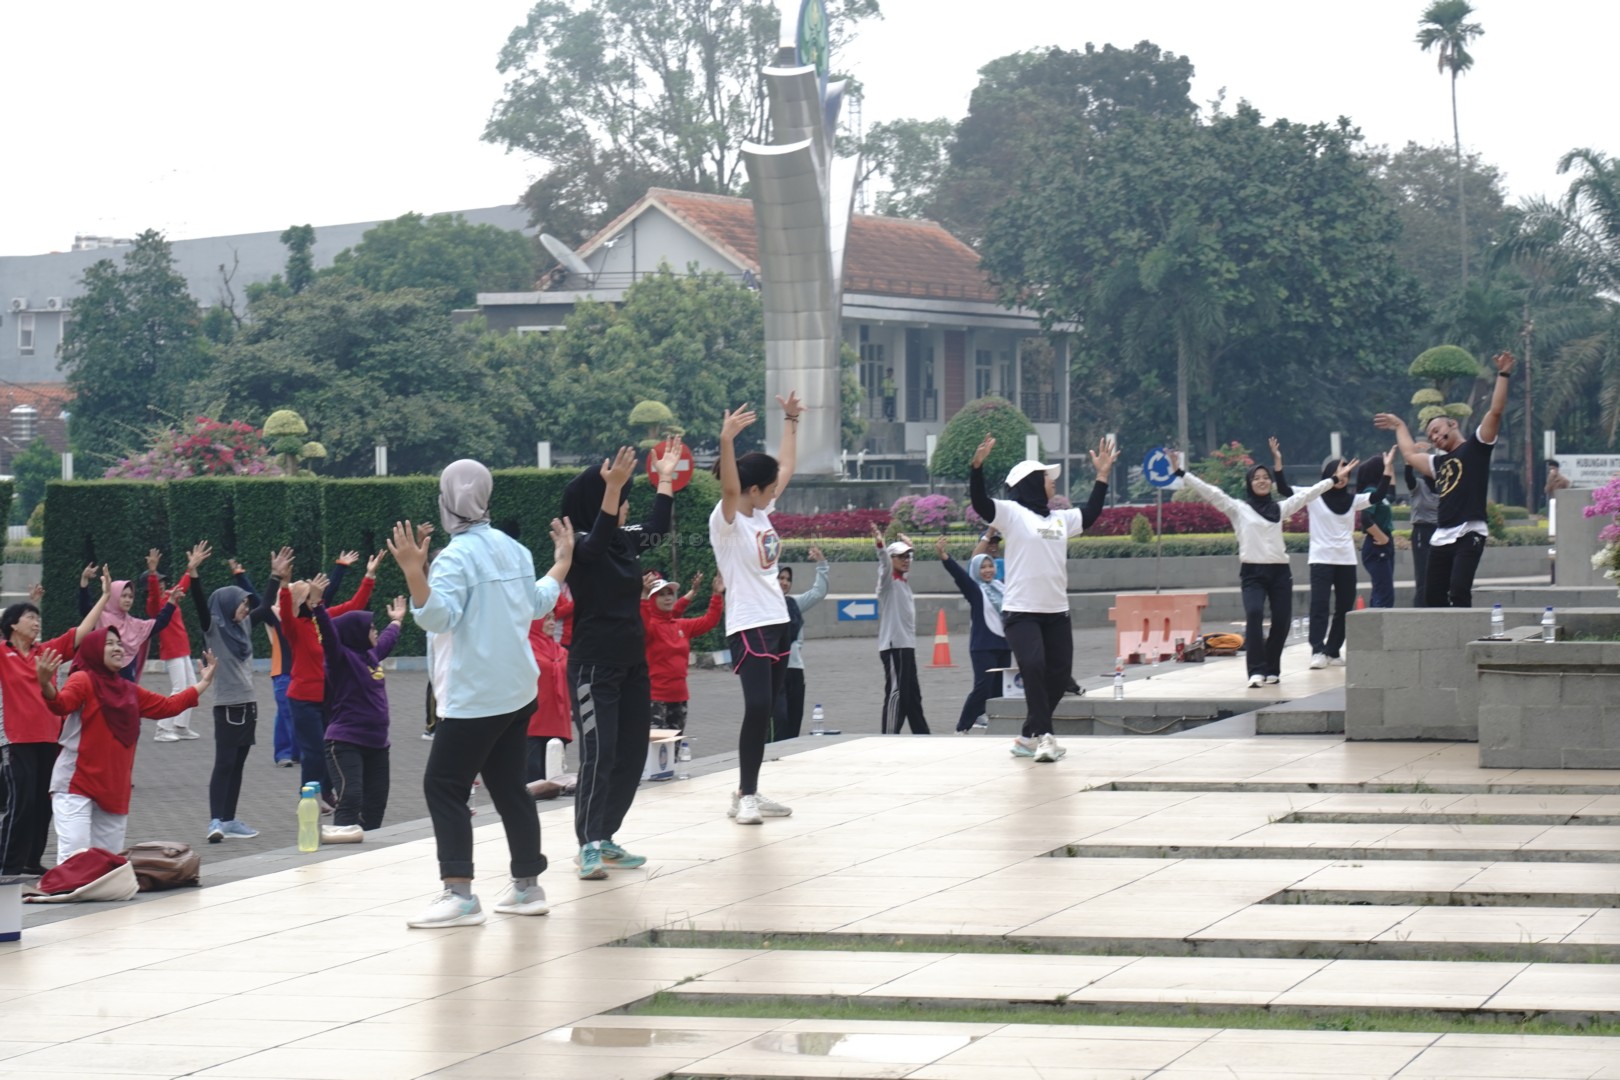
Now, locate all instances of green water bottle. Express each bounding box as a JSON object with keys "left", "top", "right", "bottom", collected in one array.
[{"left": 297, "top": 784, "right": 320, "bottom": 852}]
